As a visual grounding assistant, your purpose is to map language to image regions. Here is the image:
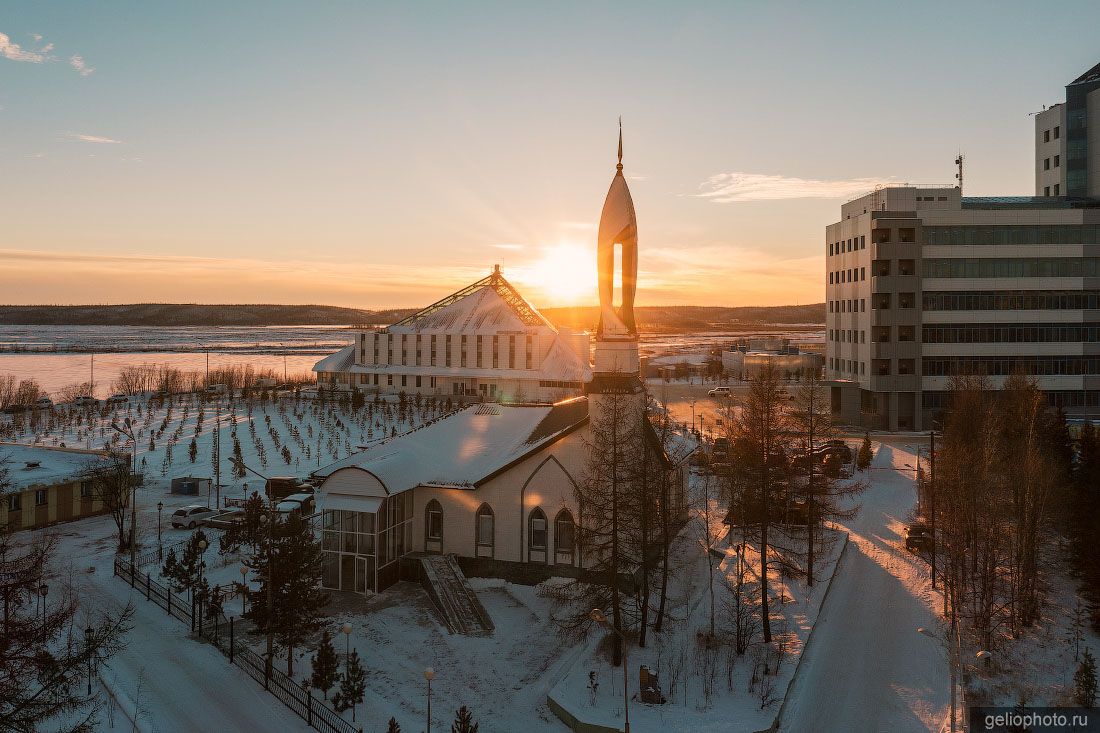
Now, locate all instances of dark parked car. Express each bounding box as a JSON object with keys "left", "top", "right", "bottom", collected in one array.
[{"left": 905, "top": 523, "right": 934, "bottom": 552}]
